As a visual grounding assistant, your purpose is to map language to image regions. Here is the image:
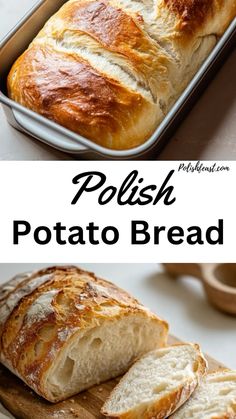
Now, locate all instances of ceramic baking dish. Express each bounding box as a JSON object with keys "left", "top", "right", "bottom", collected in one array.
[{"left": 0, "top": 0, "right": 235, "bottom": 159}]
